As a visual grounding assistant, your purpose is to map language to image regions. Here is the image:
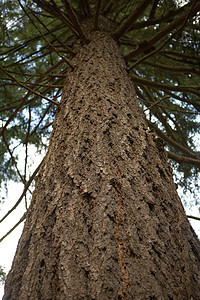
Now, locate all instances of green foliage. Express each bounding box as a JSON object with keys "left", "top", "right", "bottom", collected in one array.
[
  {"left": 0, "top": 265, "right": 6, "bottom": 284},
  {"left": 0, "top": 0, "right": 200, "bottom": 204}
]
